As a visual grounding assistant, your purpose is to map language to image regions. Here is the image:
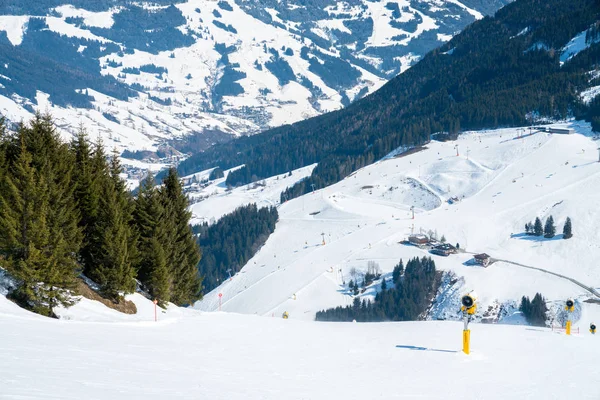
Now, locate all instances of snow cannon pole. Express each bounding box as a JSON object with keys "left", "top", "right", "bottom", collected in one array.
[
  {"left": 565, "top": 298, "right": 574, "bottom": 336},
  {"left": 460, "top": 292, "right": 477, "bottom": 354},
  {"left": 463, "top": 329, "right": 470, "bottom": 355},
  {"left": 153, "top": 299, "right": 158, "bottom": 322}
]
